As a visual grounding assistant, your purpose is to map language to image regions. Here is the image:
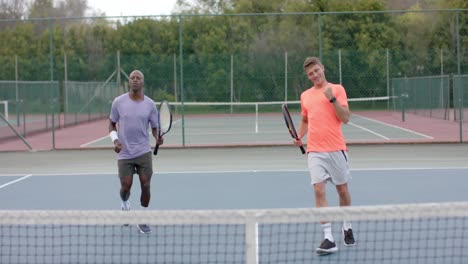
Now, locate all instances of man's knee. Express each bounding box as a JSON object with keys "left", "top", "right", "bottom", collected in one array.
[
  {"left": 141, "top": 178, "right": 151, "bottom": 192},
  {"left": 120, "top": 174, "right": 133, "bottom": 186},
  {"left": 313, "top": 182, "right": 326, "bottom": 197},
  {"left": 336, "top": 184, "right": 350, "bottom": 197}
]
